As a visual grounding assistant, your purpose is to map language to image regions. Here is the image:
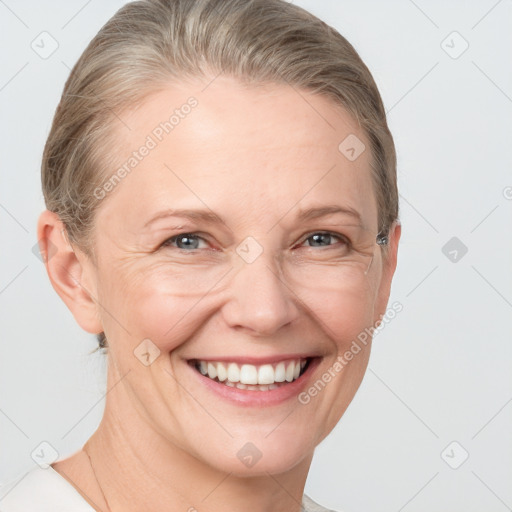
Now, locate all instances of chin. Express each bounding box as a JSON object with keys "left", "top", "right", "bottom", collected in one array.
[{"left": 193, "top": 432, "right": 316, "bottom": 478}]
